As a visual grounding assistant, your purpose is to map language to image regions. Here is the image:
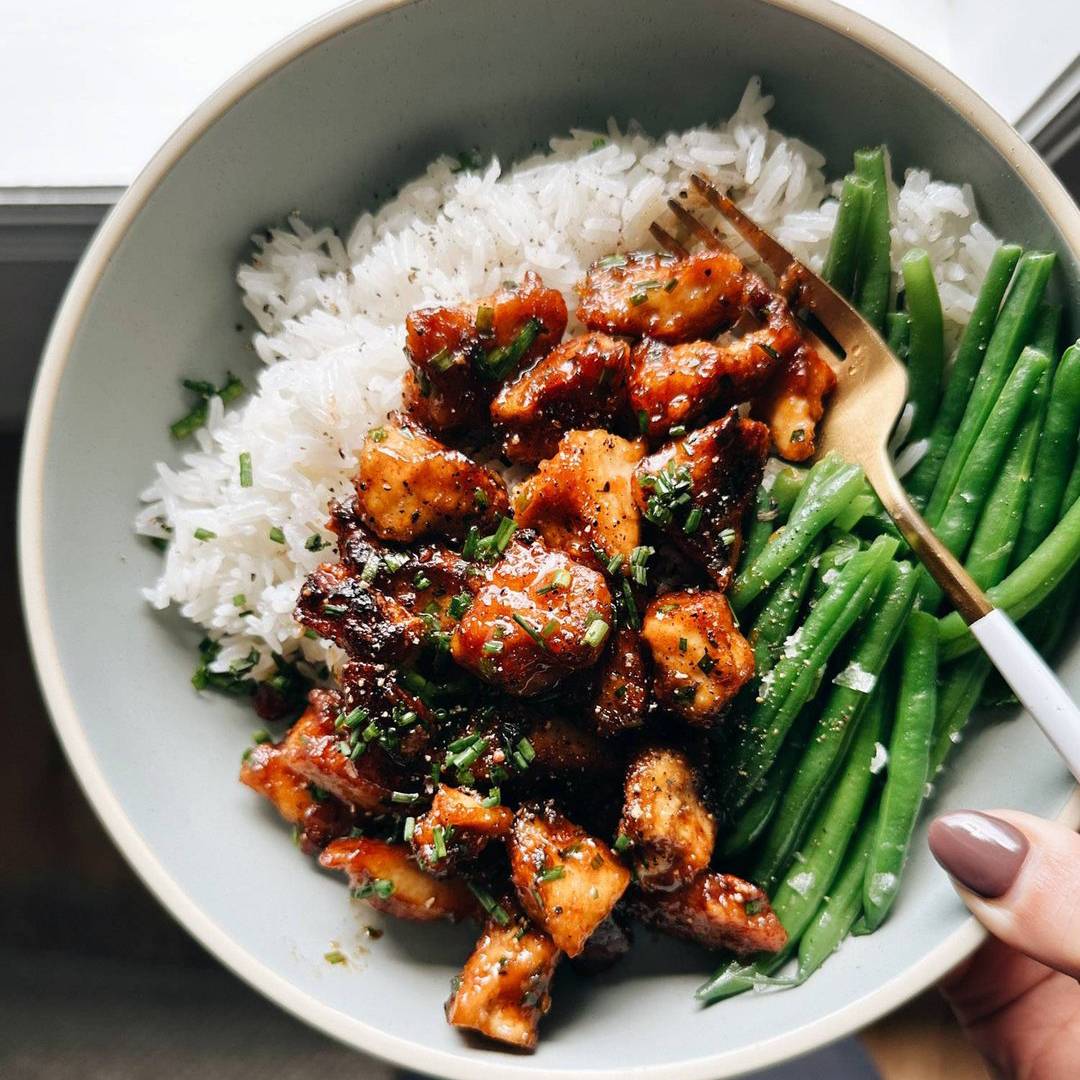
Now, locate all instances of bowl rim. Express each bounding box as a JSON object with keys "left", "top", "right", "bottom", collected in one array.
[{"left": 18, "top": 0, "right": 1080, "bottom": 1076}]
